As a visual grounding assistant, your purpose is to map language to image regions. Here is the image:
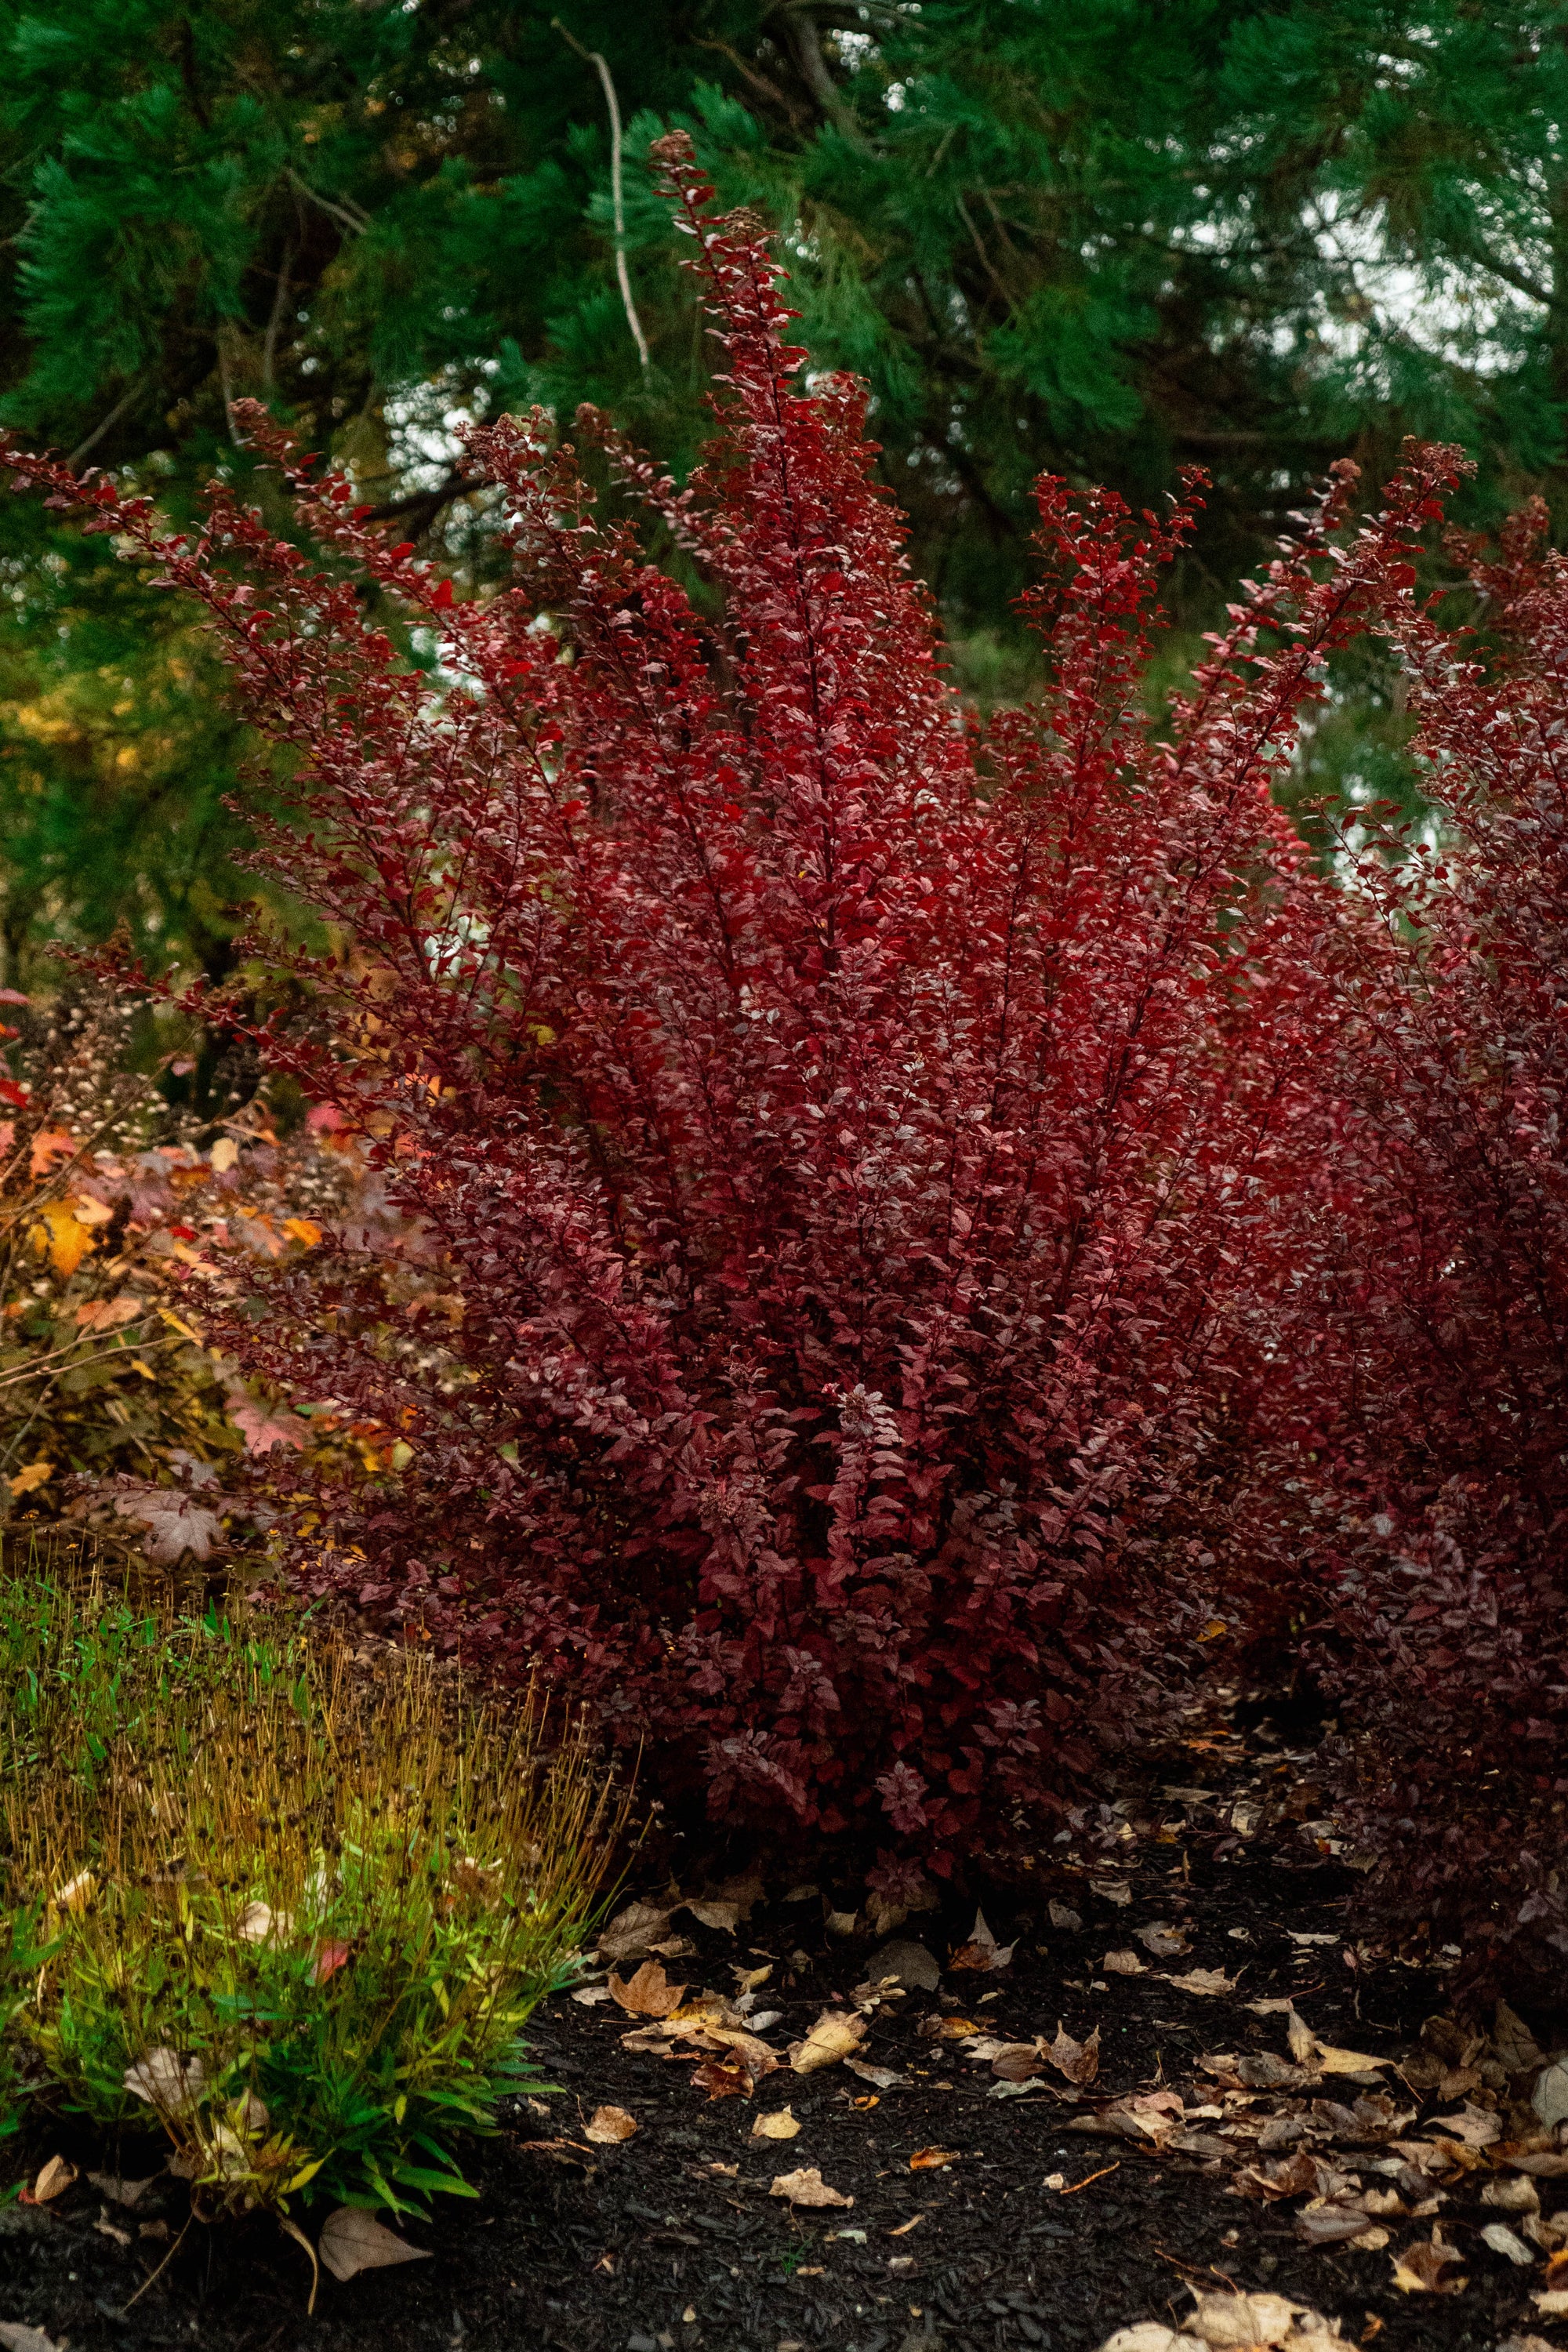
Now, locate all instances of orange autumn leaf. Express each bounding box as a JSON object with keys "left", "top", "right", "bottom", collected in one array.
[
  {"left": 28, "top": 1127, "right": 76, "bottom": 1180},
  {"left": 30, "top": 1202, "right": 95, "bottom": 1277}
]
